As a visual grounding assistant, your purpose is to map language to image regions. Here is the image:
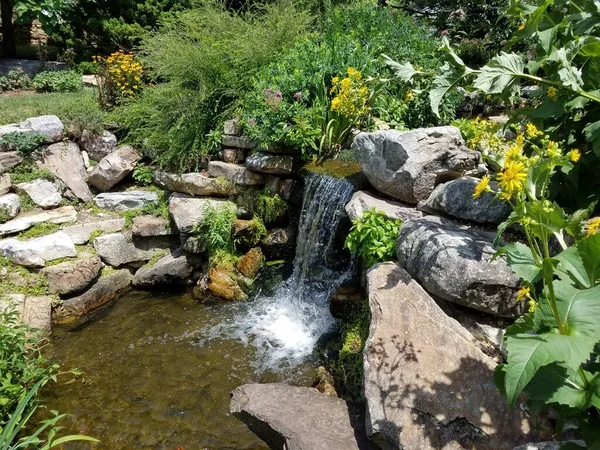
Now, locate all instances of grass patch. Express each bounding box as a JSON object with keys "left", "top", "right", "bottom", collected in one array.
[
  {"left": 9, "top": 160, "right": 56, "bottom": 184},
  {"left": 121, "top": 191, "right": 170, "bottom": 227},
  {"left": 0, "top": 257, "right": 49, "bottom": 297},
  {"left": 17, "top": 223, "right": 60, "bottom": 240},
  {"left": 17, "top": 194, "right": 37, "bottom": 213},
  {"left": 145, "top": 250, "right": 168, "bottom": 268}
]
